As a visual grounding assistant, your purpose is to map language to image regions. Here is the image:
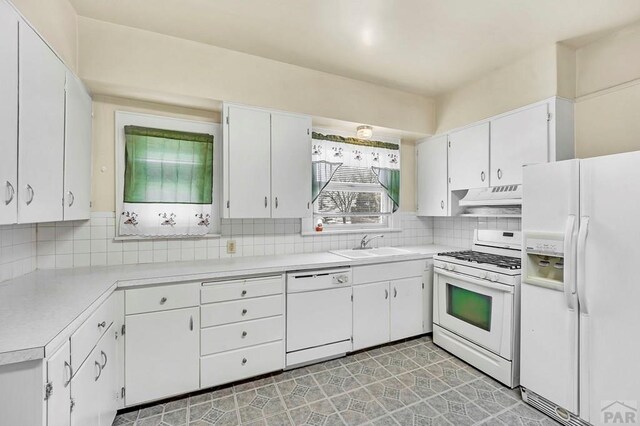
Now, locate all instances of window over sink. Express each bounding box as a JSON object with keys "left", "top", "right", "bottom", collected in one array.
[{"left": 308, "top": 129, "right": 400, "bottom": 232}]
